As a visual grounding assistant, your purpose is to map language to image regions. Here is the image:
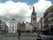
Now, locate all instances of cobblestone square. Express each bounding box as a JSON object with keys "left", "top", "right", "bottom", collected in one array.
[{"left": 0, "top": 33, "right": 38, "bottom": 40}]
